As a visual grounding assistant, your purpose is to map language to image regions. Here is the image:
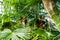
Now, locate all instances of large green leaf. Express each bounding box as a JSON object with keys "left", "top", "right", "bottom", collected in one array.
[
  {"left": 0, "top": 27, "right": 31, "bottom": 40},
  {"left": 0, "top": 29, "right": 11, "bottom": 39}
]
